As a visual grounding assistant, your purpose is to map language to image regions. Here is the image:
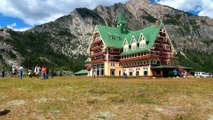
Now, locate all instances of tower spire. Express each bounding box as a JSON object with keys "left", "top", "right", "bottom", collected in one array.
[
  {"left": 116, "top": 3, "right": 126, "bottom": 27},
  {"left": 117, "top": 12, "right": 126, "bottom": 25}
]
